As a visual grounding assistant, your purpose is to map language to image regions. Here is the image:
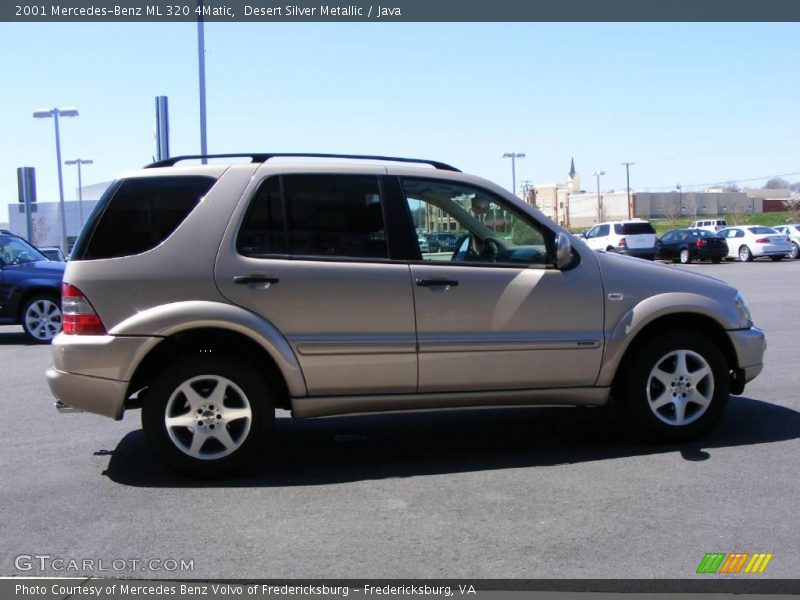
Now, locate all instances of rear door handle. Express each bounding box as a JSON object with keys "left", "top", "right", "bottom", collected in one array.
[
  {"left": 234, "top": 275, "right": 280, "bottom": 285},
  {"left": 415, "top": 278, "right": 459, "bottom": 288}
]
